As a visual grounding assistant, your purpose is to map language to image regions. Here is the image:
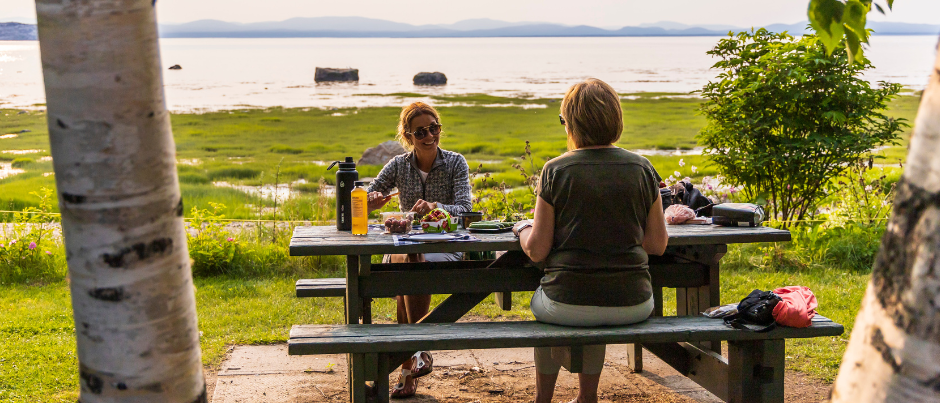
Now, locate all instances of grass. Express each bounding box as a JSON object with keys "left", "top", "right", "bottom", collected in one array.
[
  {"left": 0, "top": 233, "right": 870, "bottom": 400},
  {"left": 1, "top": 93, "right": 918, "bottom": 218}
]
